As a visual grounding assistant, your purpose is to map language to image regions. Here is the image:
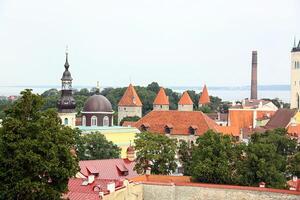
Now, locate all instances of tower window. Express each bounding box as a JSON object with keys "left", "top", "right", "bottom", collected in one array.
[
  {"left": 103, "top": 116, "right": 109, "bottom": 126},
  {"left": 91, "top": 116, "right": 97, "bottom": 126},
  {"left": 64, "top": 118, "right": 68, "bottom": 125},
  {"left": 82, "top": 116, "right": 86, "bottom": 126}
]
